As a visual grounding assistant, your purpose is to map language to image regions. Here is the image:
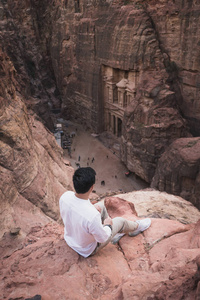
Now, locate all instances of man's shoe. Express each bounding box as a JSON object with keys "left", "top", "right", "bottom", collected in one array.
[
  {"left": 128, "top": 218, "right": 151, "bottom": 237},
  {"left": 111, "top": 233, "right": 125, "bottom": 244}
]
